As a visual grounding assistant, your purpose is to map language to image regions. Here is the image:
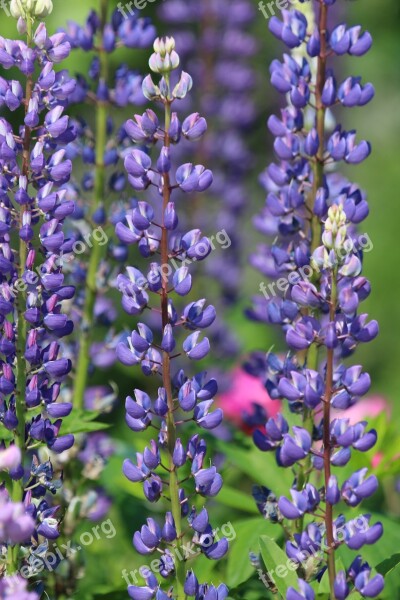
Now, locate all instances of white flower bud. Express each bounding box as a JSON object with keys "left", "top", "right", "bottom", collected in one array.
[
  {"left": 10, "top": 0, "right": 25, "bottom": 18},
  {"left": 10, "top": 0, "right": 52, "bottom": 19},
  {"left": 323, "top": 205, "right": 348, "bottom": 255},
  {"left": 34, "top": 0, "right": 53, "bottom": 17},
  {"left": 150, "top": 36, "right": 180, "bottom": 74}
]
